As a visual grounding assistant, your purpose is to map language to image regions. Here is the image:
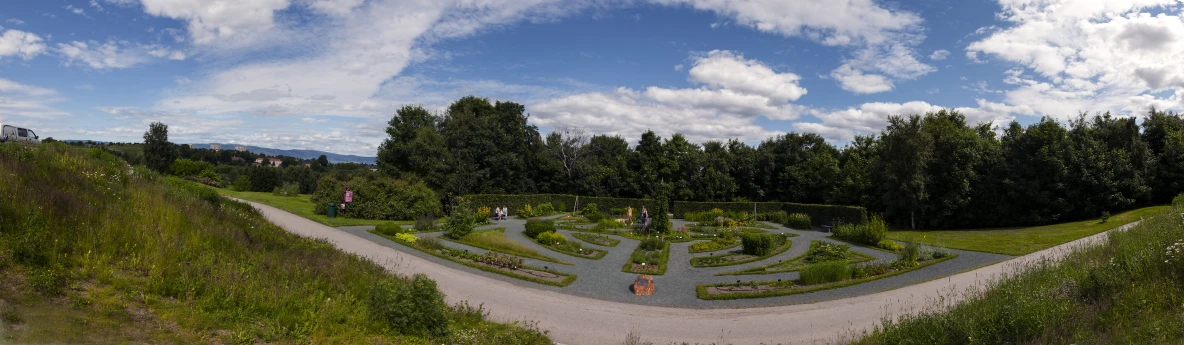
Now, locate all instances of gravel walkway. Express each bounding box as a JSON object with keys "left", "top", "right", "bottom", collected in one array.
[{"left": 339, "top": 216, "right": 1012, "bottom": 308}]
